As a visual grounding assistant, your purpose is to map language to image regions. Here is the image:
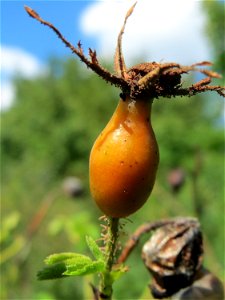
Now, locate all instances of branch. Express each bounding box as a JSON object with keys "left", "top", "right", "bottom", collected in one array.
[
  {"left": 117, "top": 217, "right": 199, "bottom": 264},
  {"left": 117, "top": 219, "right": 173, "bottom": 264}
]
